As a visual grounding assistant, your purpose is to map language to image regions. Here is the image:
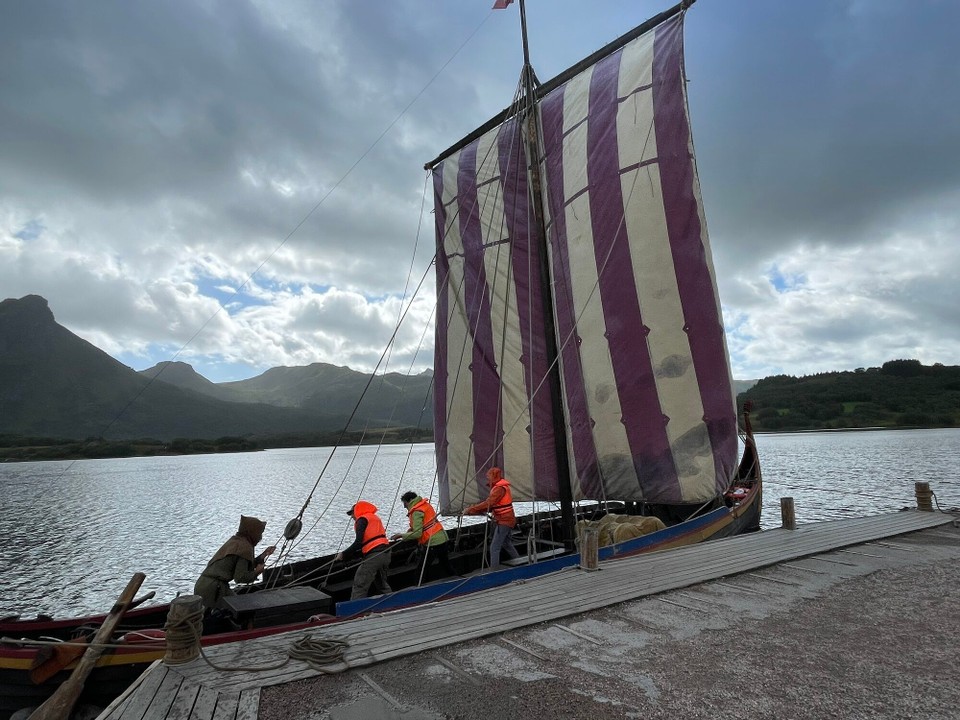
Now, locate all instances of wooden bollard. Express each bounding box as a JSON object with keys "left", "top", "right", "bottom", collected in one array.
[
  {"left": 780, "top": 497, "right": 796, "bottom": 530},
  {"left": 915, "top": 482, "right": 934, "bottom": 512},
  {"left": 163, "top": 594, "right": 203, "bottom": 665},
  {"left": 579, "top": 526, "right": 599, "bottom": 571}
]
